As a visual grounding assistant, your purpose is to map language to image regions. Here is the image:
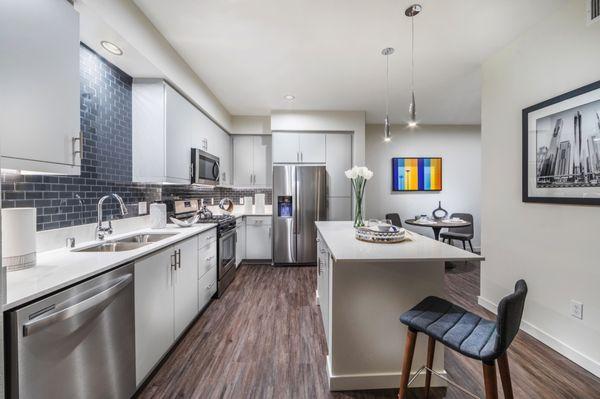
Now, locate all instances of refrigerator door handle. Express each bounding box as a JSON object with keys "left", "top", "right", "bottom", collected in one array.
[{"left": 296, "top": 168, "right": 301, "bottom": 235}]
